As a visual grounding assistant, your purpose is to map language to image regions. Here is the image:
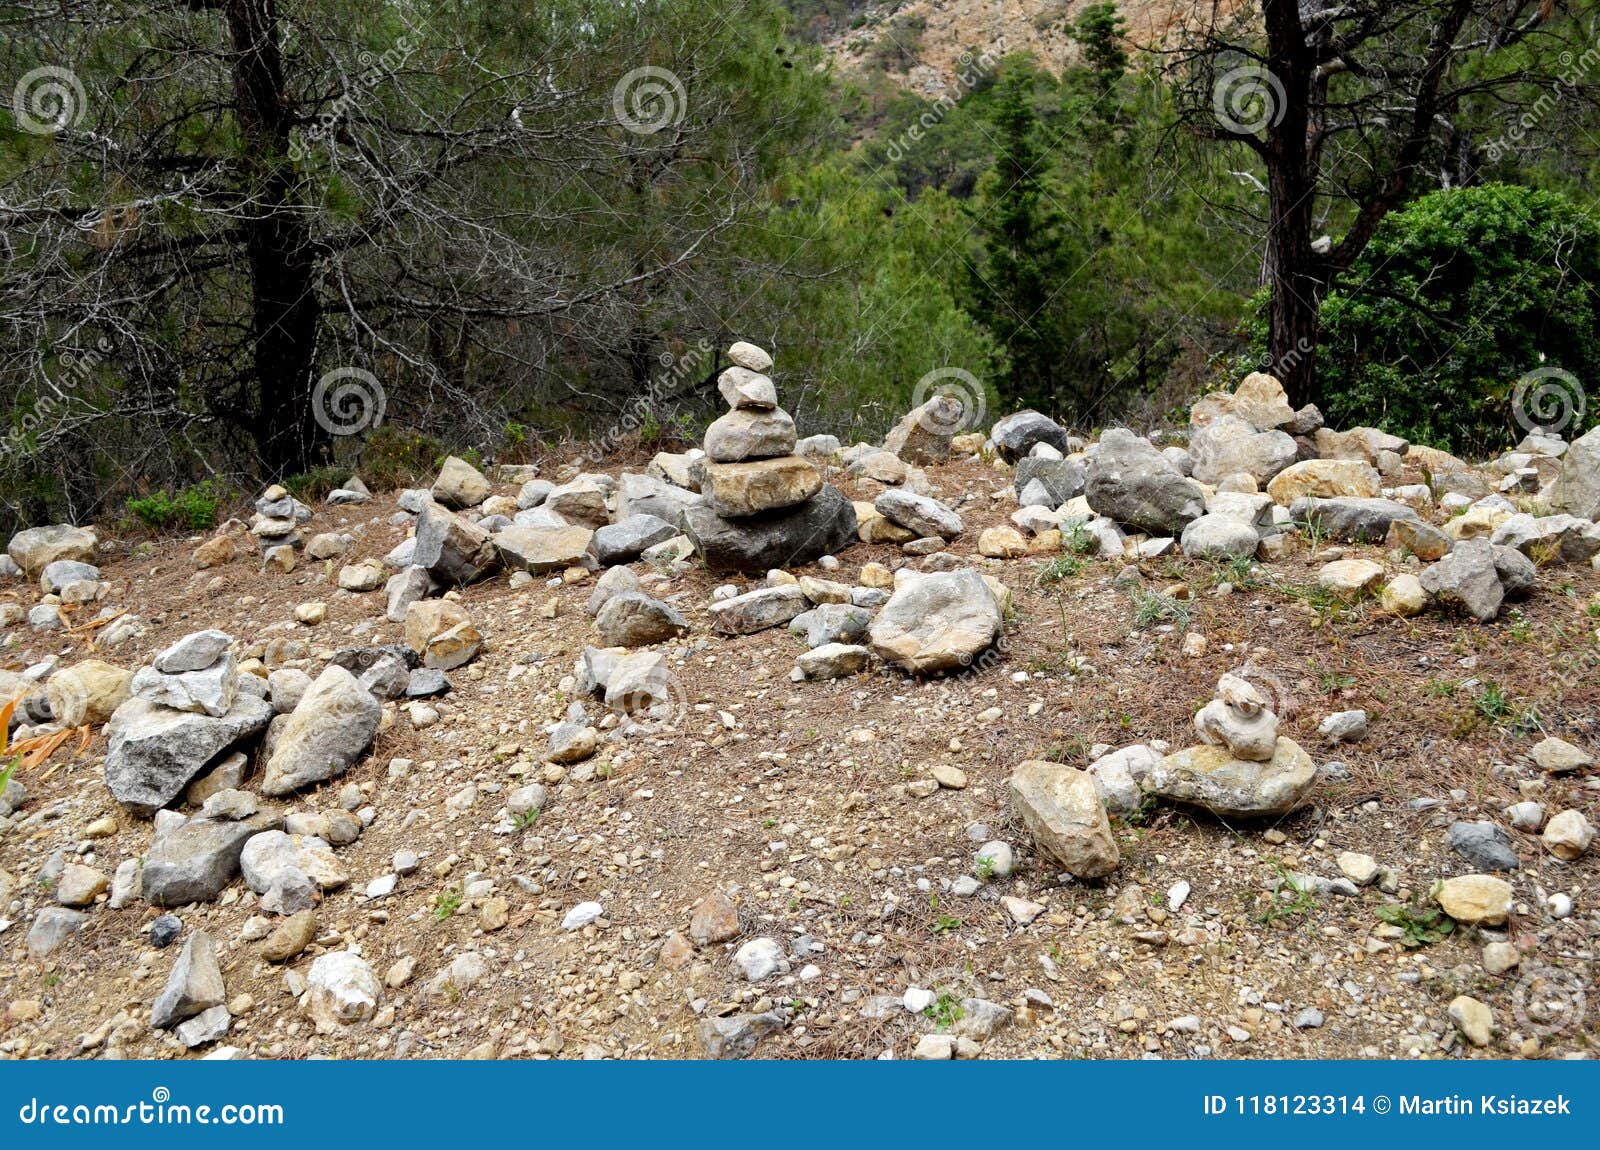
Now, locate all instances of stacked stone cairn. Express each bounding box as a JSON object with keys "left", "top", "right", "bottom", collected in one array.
[
  {"left": 683, "top": 341, "right": 856, "bottom": 573},
  {"left": 1145, "top": 673, "right": 1317, "bottom": 818}
]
